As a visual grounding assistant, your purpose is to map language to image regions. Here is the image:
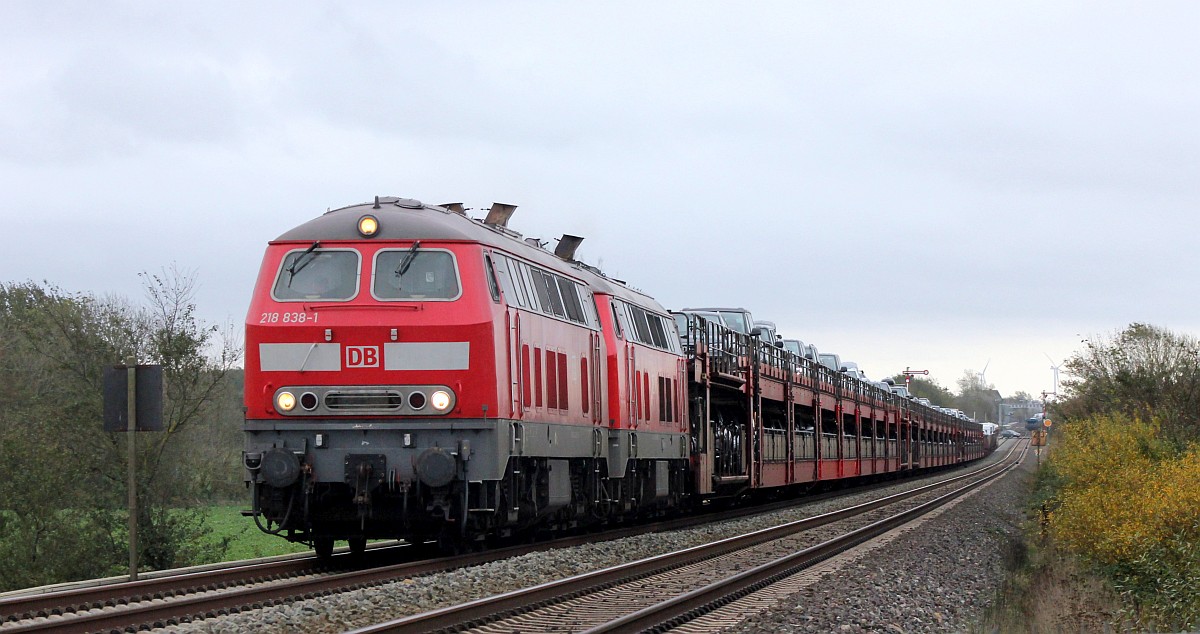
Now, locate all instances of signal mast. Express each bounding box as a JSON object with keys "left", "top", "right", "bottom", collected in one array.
[{"left": 902, "top": 367, "right": 928, "bottom": 392}]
